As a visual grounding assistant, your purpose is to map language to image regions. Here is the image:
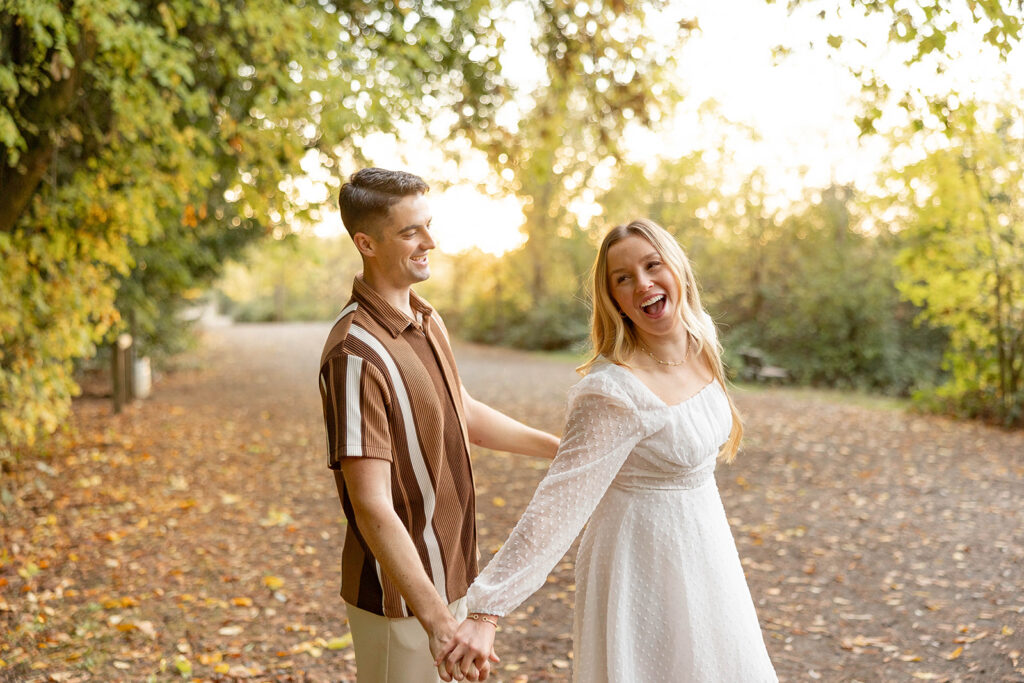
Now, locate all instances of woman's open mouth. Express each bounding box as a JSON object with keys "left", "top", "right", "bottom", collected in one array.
[{"left": 639, "top": 293, "right": 667, "bottom": 317}]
